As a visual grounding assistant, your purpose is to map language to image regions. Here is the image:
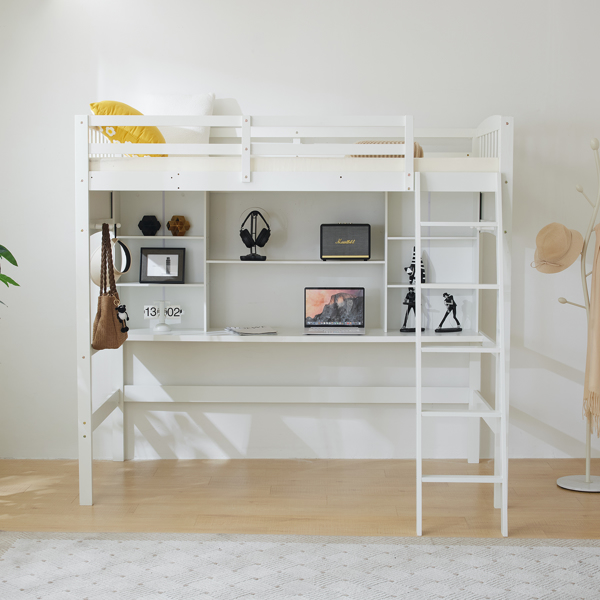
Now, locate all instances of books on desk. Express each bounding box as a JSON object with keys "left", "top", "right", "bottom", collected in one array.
[{"left": 224, "top": 326, "right": 278, "bottom": 336}]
